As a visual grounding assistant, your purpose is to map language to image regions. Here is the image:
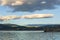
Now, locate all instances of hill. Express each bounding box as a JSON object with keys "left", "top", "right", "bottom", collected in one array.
[
  {"left": 0, "top": 24, "right": 43, "bottom": 31},
  {"left": 0, "top": 24, "right": 26, "bottom": 30},
  {"left": 0, "top": 24, "right": 60, "bottom": 32}
]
